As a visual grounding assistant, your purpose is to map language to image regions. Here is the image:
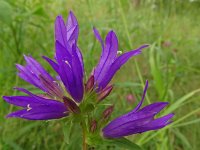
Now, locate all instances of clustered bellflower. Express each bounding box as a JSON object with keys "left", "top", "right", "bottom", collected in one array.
[{"left": 3, "top": 11, "right": 173, "bottom": 145}]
